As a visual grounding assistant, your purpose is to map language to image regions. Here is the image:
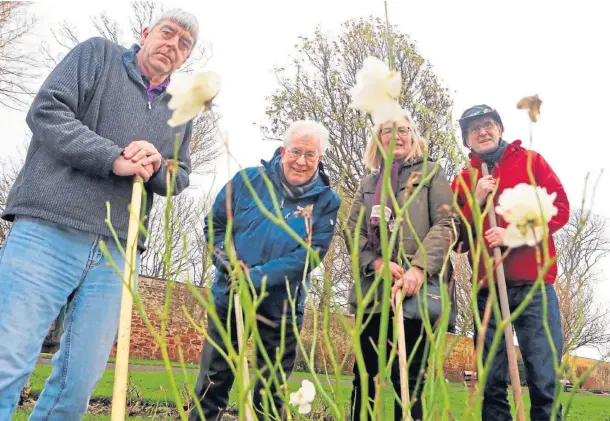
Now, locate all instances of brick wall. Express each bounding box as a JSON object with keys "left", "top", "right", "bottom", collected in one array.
[
  {"left": 48, "top": 276, "right": 610, "bottom": 390},
  {"left": 108, "top": 276, "right": 208, "bottom": 364},
  {"left": 564, "top": 354, "right": 610, "bottom": 390}
]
